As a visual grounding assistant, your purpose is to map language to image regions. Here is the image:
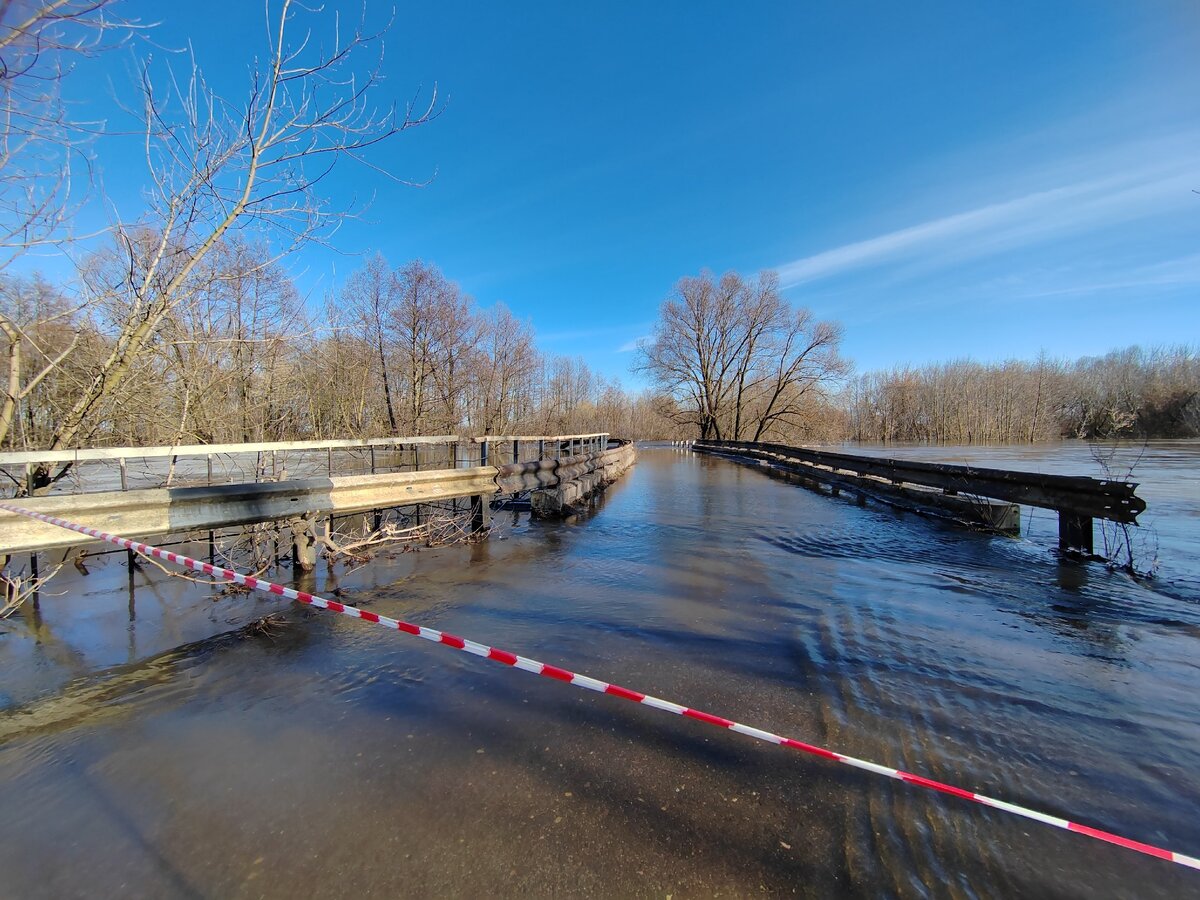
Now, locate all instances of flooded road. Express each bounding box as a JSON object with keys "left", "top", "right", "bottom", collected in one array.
[{"left": 2, "top": 445, "right": 1199, "bottom": 897}]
